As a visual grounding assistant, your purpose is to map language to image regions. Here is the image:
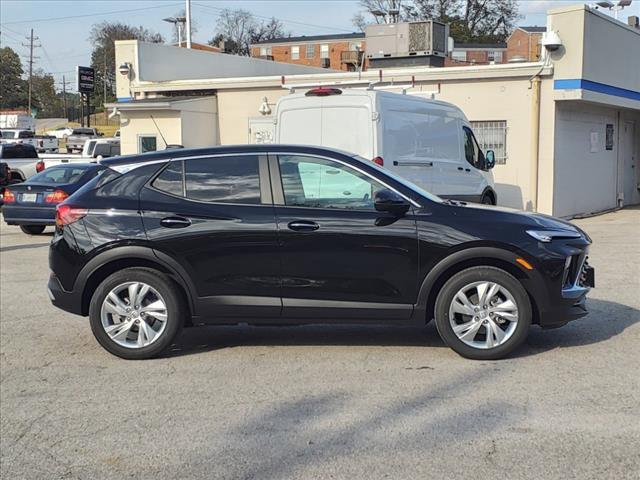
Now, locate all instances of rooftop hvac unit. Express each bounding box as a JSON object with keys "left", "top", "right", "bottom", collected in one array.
[{"left": 365, "top": 20, "right": 449, "bottom": 59}]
